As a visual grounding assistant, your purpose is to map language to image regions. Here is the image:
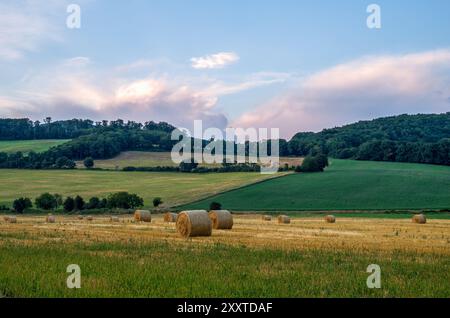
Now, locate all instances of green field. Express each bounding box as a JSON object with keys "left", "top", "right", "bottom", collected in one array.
[
  {"left": 78, "top": 151, "right": 304, "bottom": 169},
  {"left": 0, "top": 169, "right": 277, "bottom": 208},
  {"left": 0, "top": 139, "right": 70, "bottom": 153},
  {"left": 183, "top": 160, "right": 450, "bottom": 211},
  {"left": 0, "top": 241, "right": 448, "bottom": 297}
]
